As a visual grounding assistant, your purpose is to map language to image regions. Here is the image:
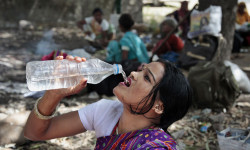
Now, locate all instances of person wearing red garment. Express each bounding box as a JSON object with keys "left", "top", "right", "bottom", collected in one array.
[
  {"left": 152, "top": 17, "right": 184, "bottom": 58},
  {"left": 167, "top": 1, "right": 190, "bottom": 40}
]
